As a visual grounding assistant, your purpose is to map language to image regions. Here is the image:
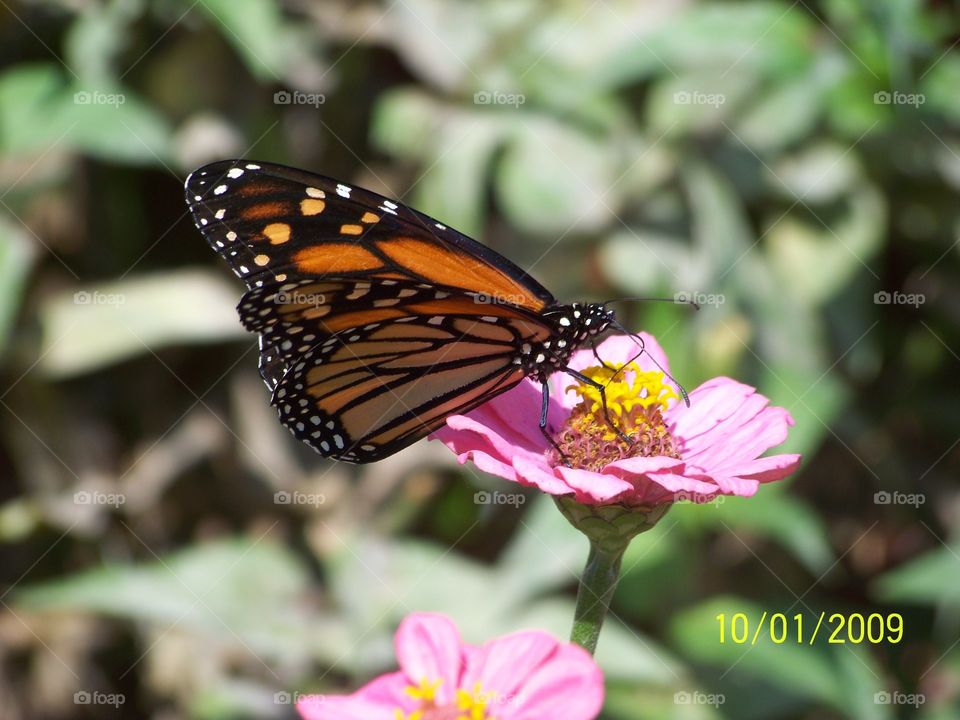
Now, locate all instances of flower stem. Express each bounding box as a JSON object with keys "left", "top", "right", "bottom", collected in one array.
[
  {"left": 555, "top": 497, "right": 671, "bottom": 655},
  {"left": 570, "top": 539, "right": 627, "bottom": 654}
]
